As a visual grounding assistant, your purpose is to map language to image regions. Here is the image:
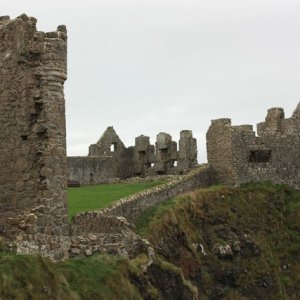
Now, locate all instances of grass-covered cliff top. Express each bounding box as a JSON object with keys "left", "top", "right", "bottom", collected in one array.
[
  {"left": 136, "top": 182, "right": 300, "bottom": 299},
  {"left": 1, "top": 182, "right": 299, "bottom": 299}
]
